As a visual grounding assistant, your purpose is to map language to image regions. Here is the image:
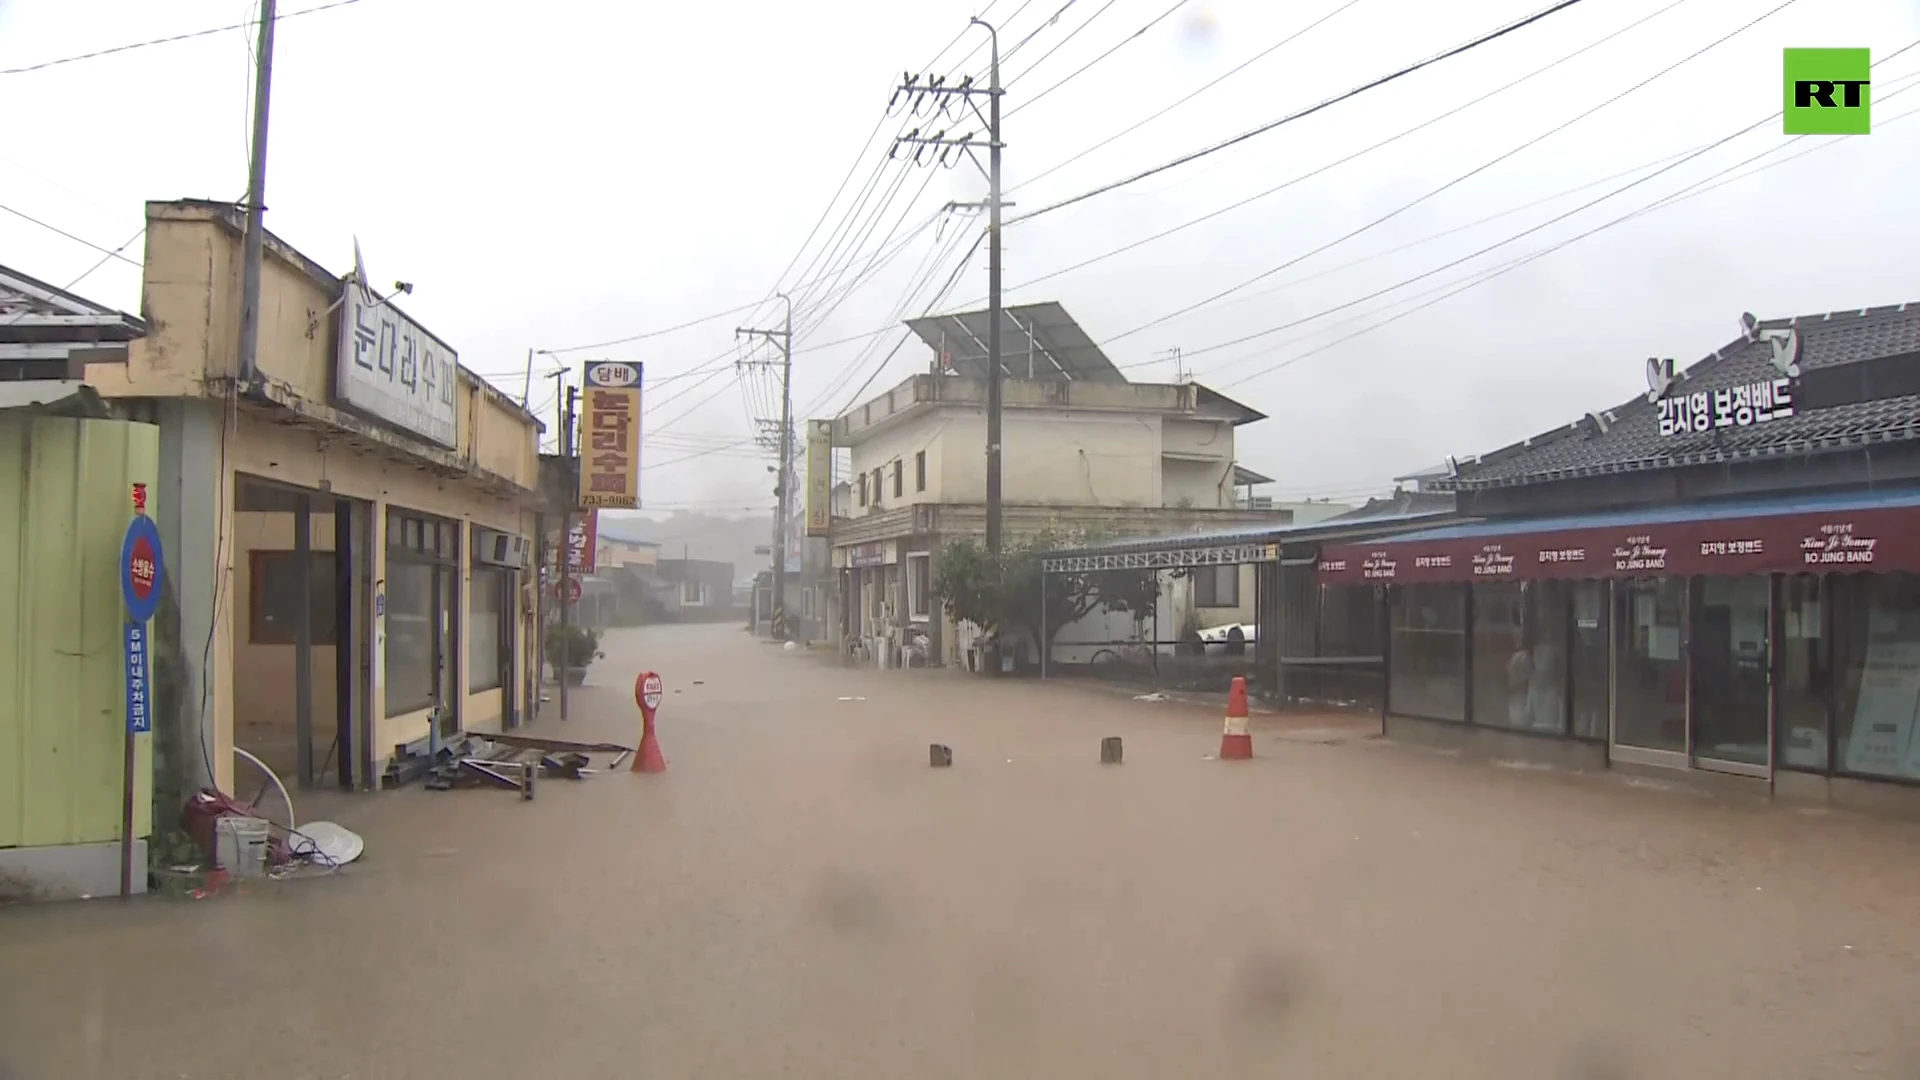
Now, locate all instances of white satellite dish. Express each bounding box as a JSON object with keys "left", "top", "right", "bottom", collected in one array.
[
  {"left": 1763, "top": 327, "right": 1802, "bottom": 377},
  {"left": 352, "top": 237, "right": 376, "bottom": 305},
  {"left": 1644, "top": 356, "right": 1674, "bottom": 402},
  {"left": 1739, "top": 311, "right": 1760, "bottom": 342}
]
